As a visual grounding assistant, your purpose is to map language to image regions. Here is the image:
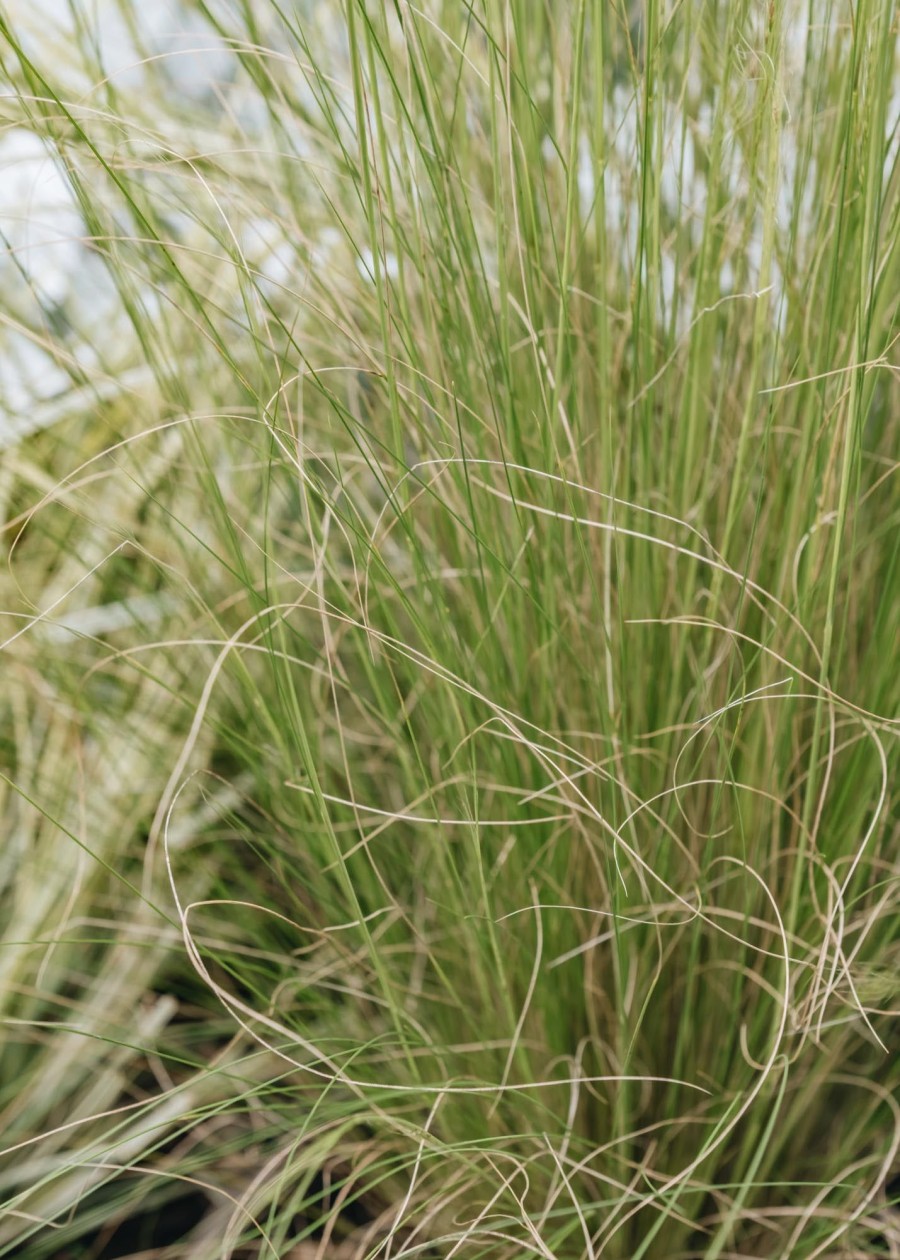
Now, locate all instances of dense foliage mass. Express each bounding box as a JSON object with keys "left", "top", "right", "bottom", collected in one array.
[{"left": 1, "top": 2, "right": 898, "bottom": 1256}]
